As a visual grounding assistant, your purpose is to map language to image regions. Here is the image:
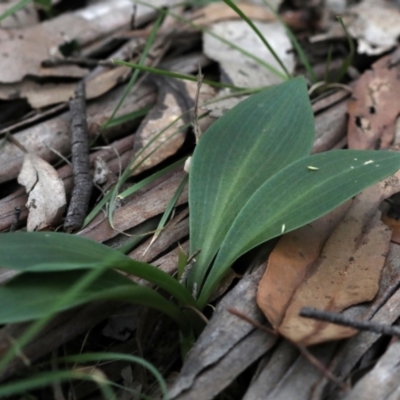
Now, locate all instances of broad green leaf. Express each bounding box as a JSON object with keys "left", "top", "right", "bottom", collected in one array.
[
  {"left": 0, "top": 232, "right": 127, "bottom": 268},
  {"left": 0, "top": 270, "right": 190, "bottom": 334},
  {"left": 197, "top": 150, "right": 400, "bottom": 307},
  {"left": 0, "top": 232, "right": 195, "bottom": 307},
  {"left": 188, "top": 77, "right": 314, "bottom": 292}
]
